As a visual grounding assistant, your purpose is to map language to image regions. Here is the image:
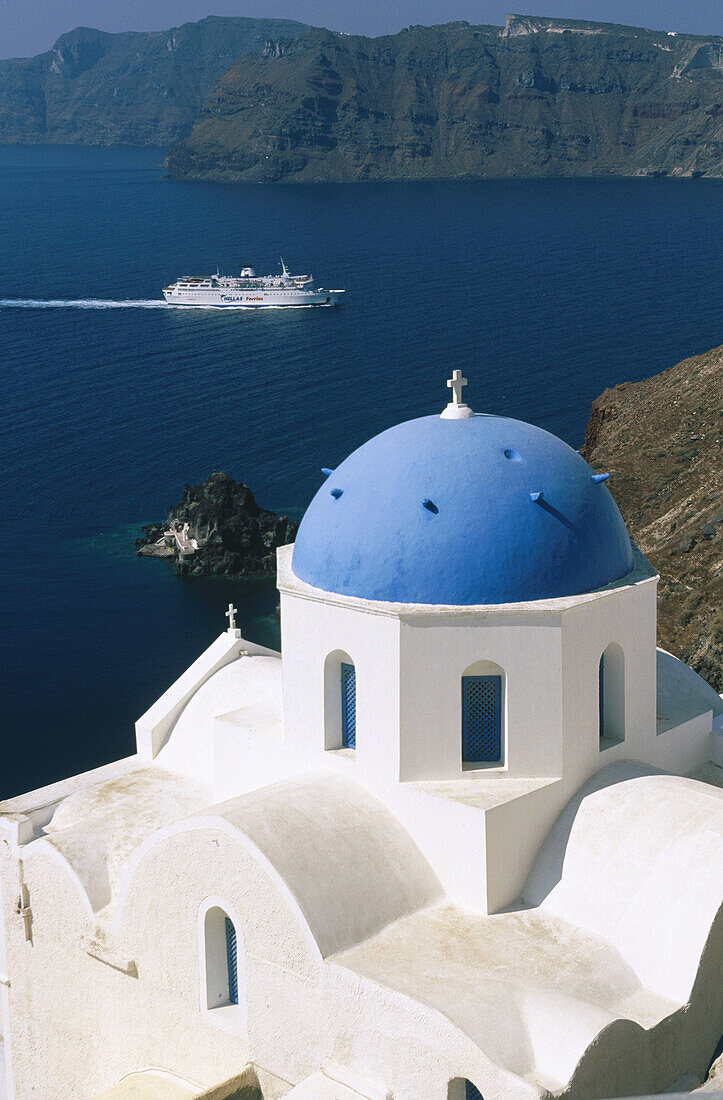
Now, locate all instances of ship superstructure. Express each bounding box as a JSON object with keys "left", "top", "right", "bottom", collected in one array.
[{"left": 163, "top": 259, "right": 344, "bottom": 308}]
